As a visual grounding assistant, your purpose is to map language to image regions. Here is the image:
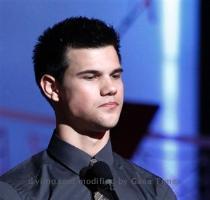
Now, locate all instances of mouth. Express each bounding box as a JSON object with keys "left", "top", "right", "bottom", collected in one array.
[{"left": 98, "top": 102, "right": 119, "bottom": 109}]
